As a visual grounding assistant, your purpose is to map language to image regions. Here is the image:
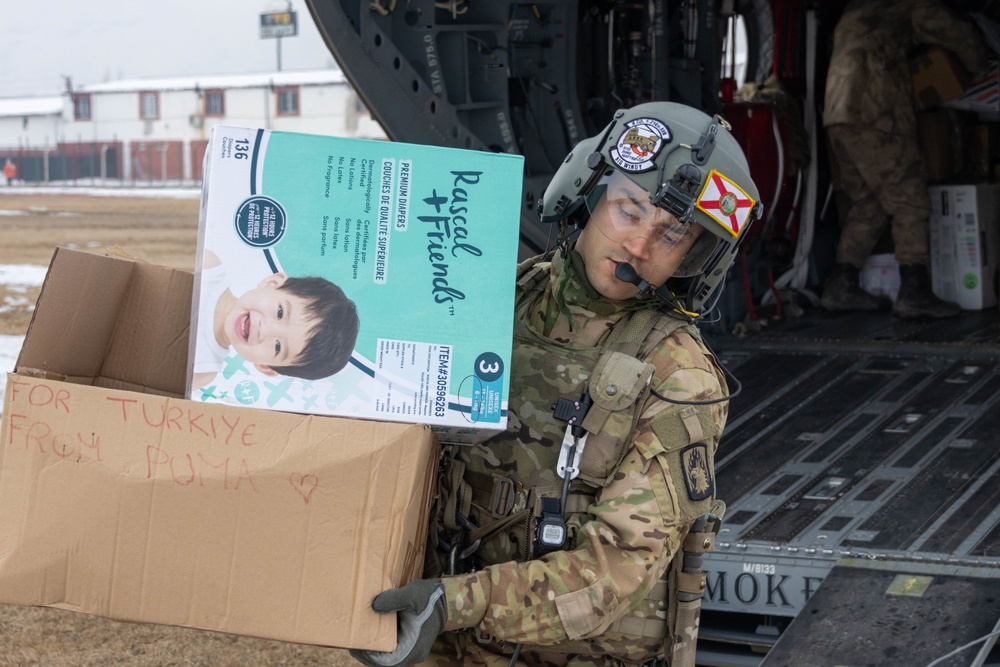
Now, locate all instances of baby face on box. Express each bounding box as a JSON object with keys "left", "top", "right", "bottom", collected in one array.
[{"left": 192, "top": 250, "right": 359, "bottom": 390}]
